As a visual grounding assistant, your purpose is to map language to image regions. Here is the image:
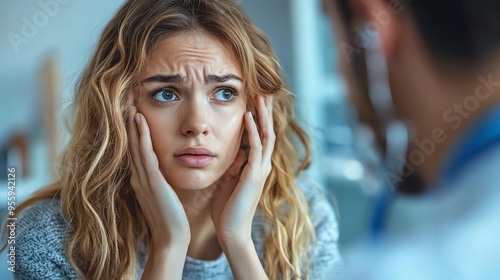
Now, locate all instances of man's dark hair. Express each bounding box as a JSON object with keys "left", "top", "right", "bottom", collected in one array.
[{"left": 336, "top": 0, "right": 500, "bottom": 64}]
